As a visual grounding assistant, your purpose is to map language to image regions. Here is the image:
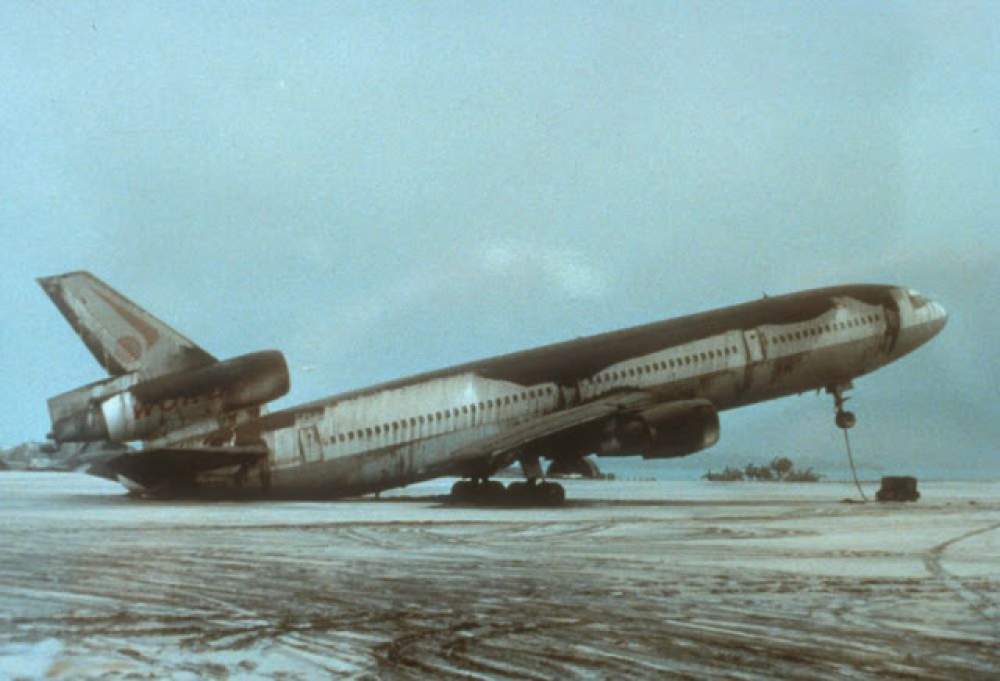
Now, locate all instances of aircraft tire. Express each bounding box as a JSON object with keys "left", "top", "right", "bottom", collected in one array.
[
  {"left": 539, "top": 482, "right": 565, "bottom": 506},
  {"left": 836, "top": 410, "right": 857, "bottom": 429},
  {"left": 451, "top": 480, "right": 475, "bottom": 502},
  {"left": 482, "top": 480, "right": 506, "bottom": 502},
  {"left": 507, "top": 481, "right": 529, "bottom": 502}
]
